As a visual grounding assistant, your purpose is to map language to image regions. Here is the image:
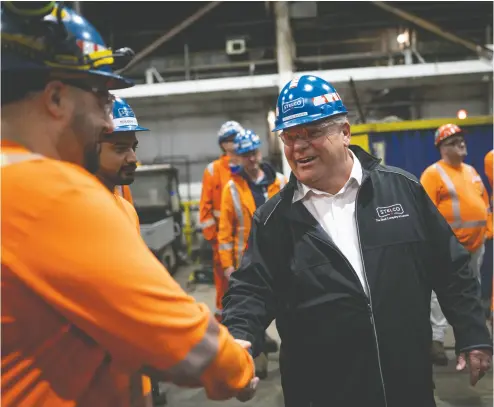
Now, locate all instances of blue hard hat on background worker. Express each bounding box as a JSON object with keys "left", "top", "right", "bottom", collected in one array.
[
  {"left": 111, "top": 97, "right": 149, "bottom": 132},
  {"left": 272, "top": 75, "right": 348, "bottom": 132},
  {"left": 218, "top": 120, "right": 245, "bottom": 144},
  {"left": 233, "top": 129, "right": 262, "bottom": 155}
]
